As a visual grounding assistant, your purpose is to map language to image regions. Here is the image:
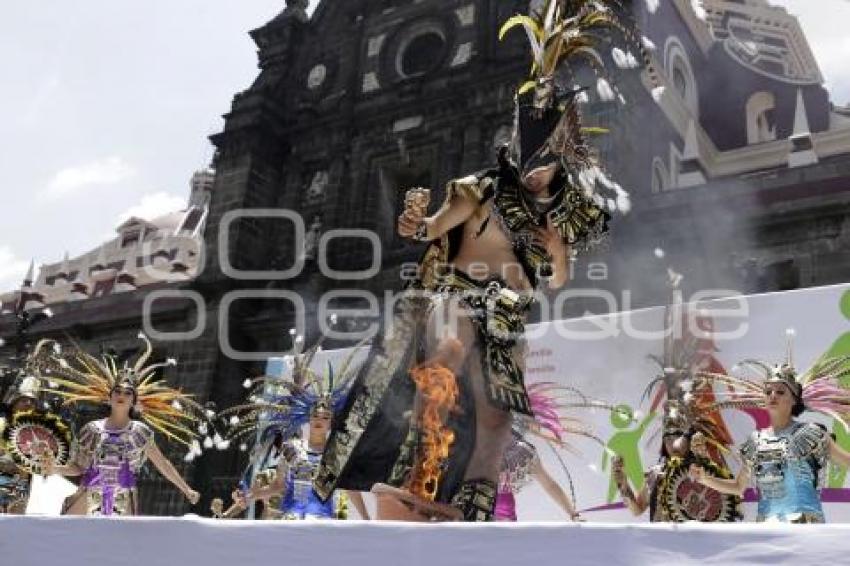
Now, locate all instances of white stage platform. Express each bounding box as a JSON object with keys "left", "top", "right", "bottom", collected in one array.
[{"left": 1, "top": 516, "right": 848, "bottom": 566}]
